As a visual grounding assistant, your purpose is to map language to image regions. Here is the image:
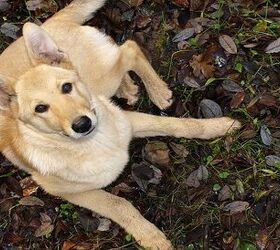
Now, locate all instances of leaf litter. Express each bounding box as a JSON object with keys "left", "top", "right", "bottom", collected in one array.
[{"left": 0, "top": 0, "right": 280, "bottom": 249}]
